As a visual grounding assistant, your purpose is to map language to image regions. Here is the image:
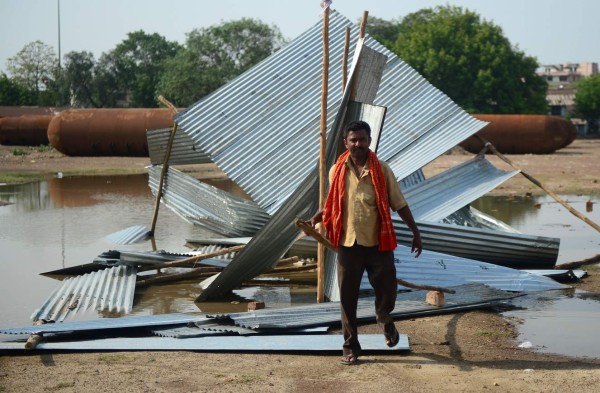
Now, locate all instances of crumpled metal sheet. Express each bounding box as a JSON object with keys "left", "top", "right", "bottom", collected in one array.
[
  {"left": 211, "top": 283, "right": 521, "bottom": 329},
  {"left": 174, "top": 10, "right": 488, "bottom": 215},
  {"left": 31, "top": 265, "right": 137, "bottom": 323},
  {"left": 147, "top": 166, "right": 269, "bottom": 237}
]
